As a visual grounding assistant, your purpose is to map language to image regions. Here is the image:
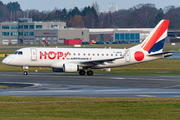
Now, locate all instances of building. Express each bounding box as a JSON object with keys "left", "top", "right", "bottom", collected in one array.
[
  {"left": 0, "top": 18, "right": 89, "bottom": 45},
  {"left": 89, "top": 28, "right": 153, "bottom": 43},
  {"left": 168, "top": 30, "right": 180, "bottom": 42},
  {"left": 104, "top": 3, "right": 118, "bottom": 13}
]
